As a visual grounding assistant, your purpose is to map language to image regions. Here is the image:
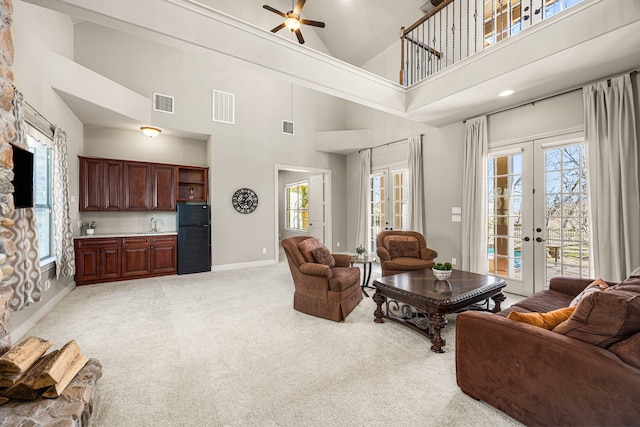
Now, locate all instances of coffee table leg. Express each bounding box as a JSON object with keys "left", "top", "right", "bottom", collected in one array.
[
  {"left": 373, "top": 291, "right": 385, "bottom": 323},
  {"left": 491, "top": 292, "right": 506, "bottom": 313},
  {"left": 428, "top": 313, "right": 447, "bottom": 353}
]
